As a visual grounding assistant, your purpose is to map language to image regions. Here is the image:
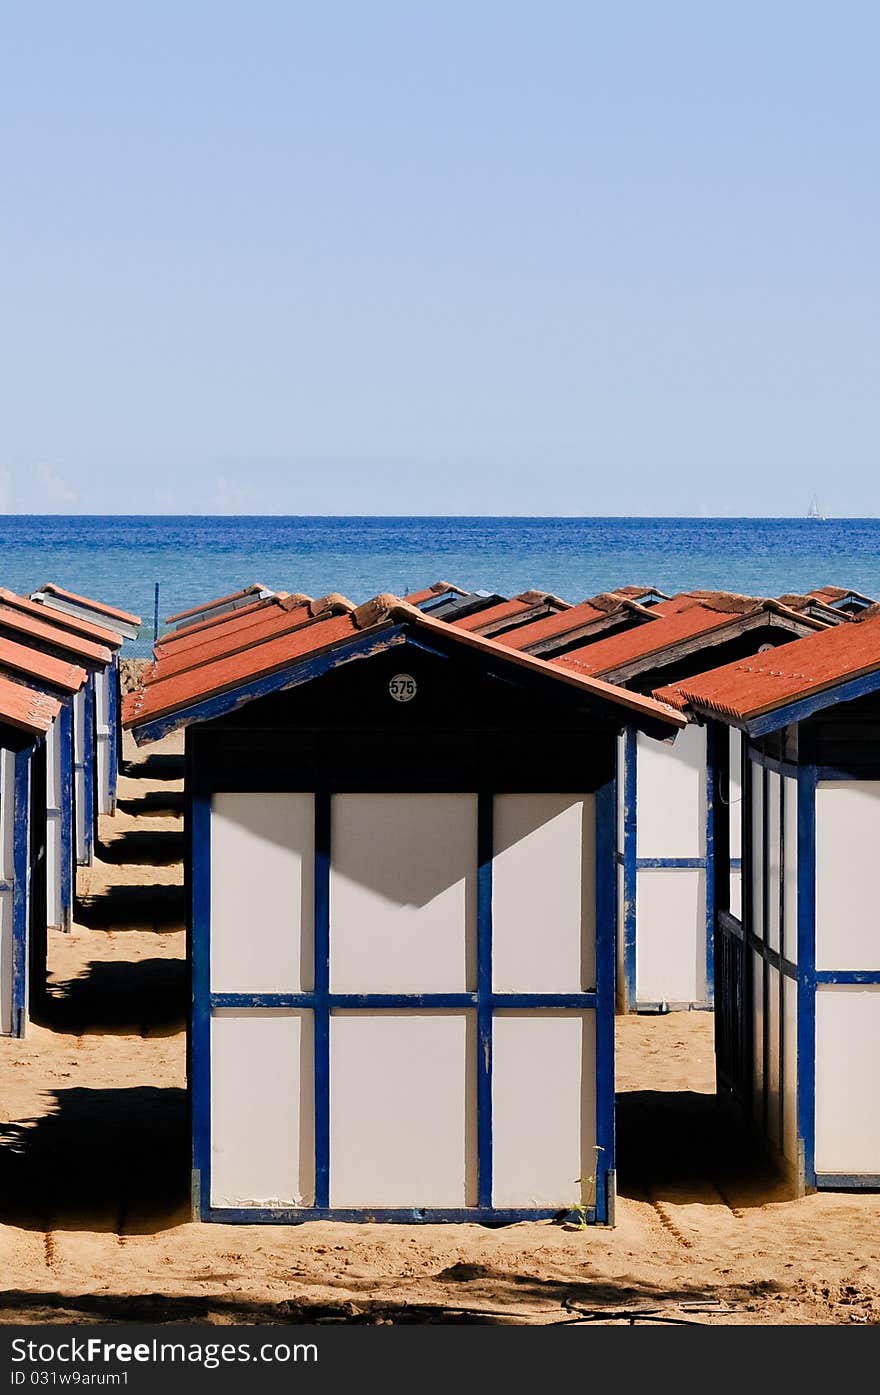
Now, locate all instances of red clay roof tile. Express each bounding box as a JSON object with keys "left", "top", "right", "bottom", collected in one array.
[
  {"left": 0, "top": 638, "right": 87, "bottom": 694},
  {"left": 654, "top": 612, "right": 880, "bottom": 721},
  {"left": 0, "top": 674, "right": 61, "bottom": 735},
  {"left": 0, "top": 604, "right": 112, "bottom": 667},
  {"left": 0, "top": 588, "right": 122, "bottom": 649}
]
